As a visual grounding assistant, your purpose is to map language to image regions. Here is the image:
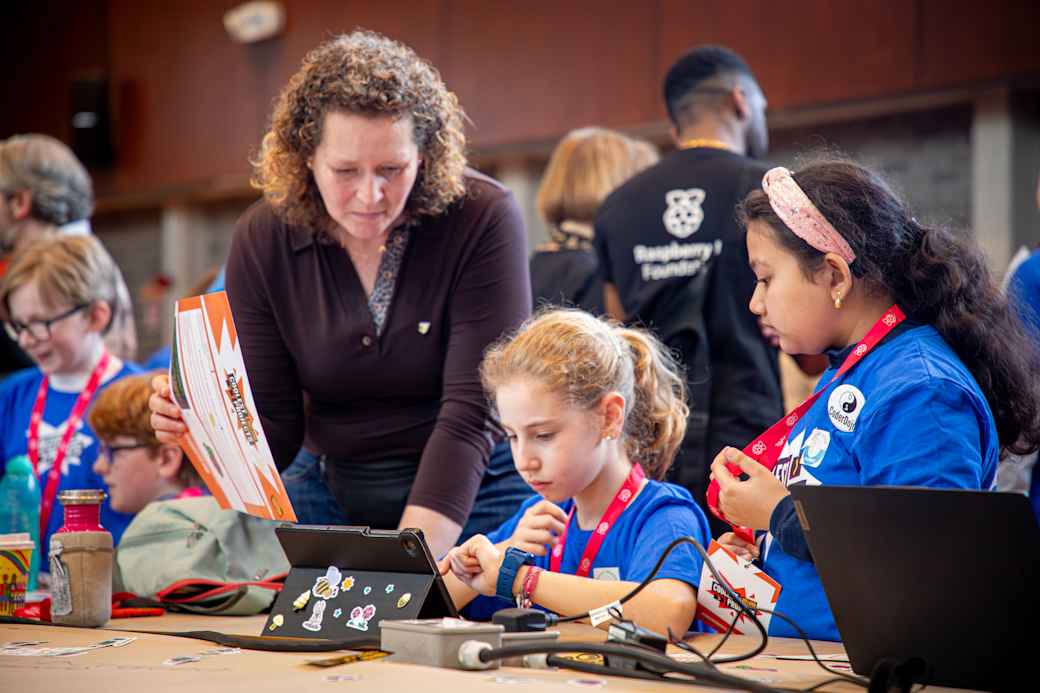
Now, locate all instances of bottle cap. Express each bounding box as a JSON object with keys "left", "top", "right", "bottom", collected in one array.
[
  {"left": 57, "top": 489, "right": 106, "bottom": 505},
  {"left": 4, "top": 455, "right": 33, "bottom": 476}
]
